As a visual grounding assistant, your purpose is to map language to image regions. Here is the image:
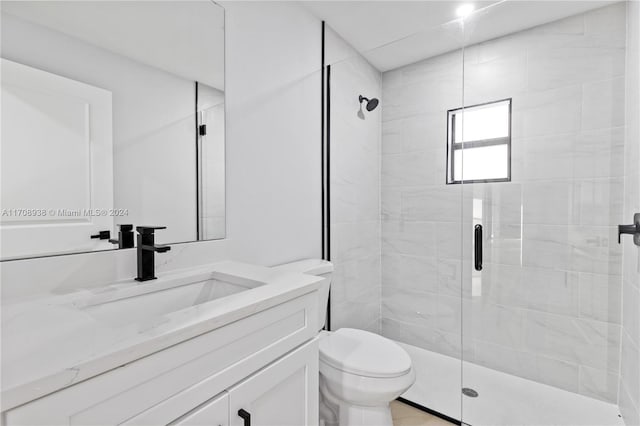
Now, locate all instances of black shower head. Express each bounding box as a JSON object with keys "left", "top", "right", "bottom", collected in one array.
[{"left": 359, "top": 95, "right": 379, "bottom": 112}]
